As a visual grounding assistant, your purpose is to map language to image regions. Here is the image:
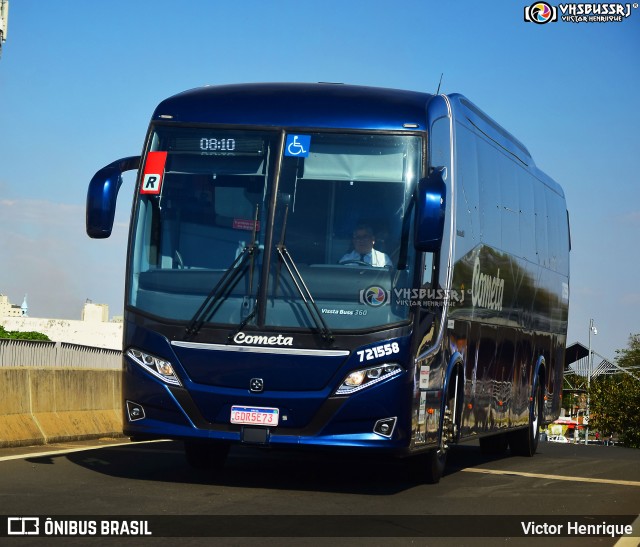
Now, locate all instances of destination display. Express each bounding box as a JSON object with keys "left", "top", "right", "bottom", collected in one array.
[{"left": 166, "top": 133, "right": 266, "bottom": 156}]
